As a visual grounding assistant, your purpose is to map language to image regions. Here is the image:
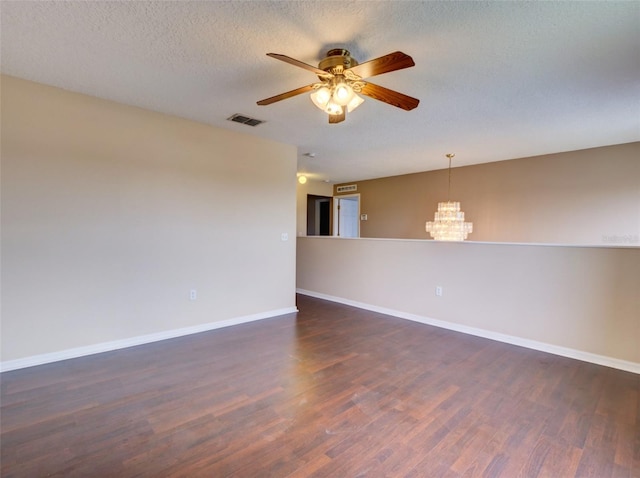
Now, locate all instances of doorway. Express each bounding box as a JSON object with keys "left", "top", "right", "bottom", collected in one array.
[
  {"left": 333, "top": 194, "right": 360, "bottom": 237},
  {"left": 307, "top": 195, "right": 333, "bottom": 236}
]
